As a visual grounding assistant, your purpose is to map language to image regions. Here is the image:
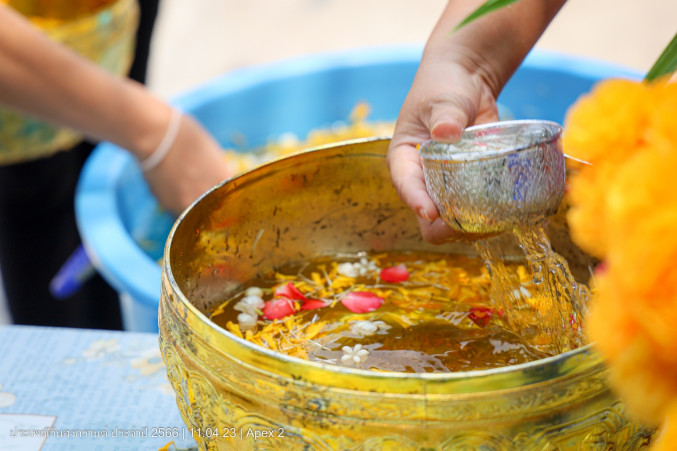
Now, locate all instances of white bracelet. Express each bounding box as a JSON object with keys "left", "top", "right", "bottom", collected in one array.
[{"left": 139, "top": 108, "right": 182, "bottom": 172}]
